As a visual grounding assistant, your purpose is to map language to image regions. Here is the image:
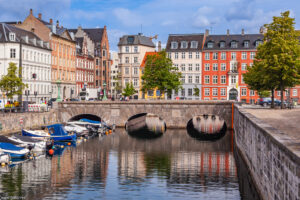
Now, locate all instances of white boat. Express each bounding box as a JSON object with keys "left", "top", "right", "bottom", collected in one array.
[
  {"left": 0, "top": 150, "right": 10, "bottom": 164},
  {"left": 0, "top": 143, "right": 30, "bottom": 159},
  {"left": 9, "top": 135, "right": 46, "bottom": 154},
  {"left": 64, "top": 124, "right": 89, "bottom": 136},
  {"left": 22, "top": 129, "right": 50, "bottom": 139}
]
